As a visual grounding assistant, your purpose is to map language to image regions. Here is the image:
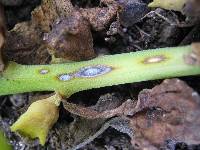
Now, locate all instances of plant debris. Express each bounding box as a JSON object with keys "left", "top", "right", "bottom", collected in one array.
[
  {"left": 3, "top": 0, "right": 122, "bottom": 64},
  {"left": 129, "top": 79, "right": 200, "bottom": 149},
  {"left": 62, "top": 79, "right": 200, "bottom": 149},
  {"left": 63, "top": 98, "right": 135, "bottom": 119},
  {"left": 4, "top": 22, "right": 44, "bottom": 64},
  {"left": 148, "top": 0, "right": 187, "bottom": 12},
  {"left": 1, "top": 0, "right": 200, "bottom": 149},
  {"left": 43, "top": 12, "right": 95, "bottom": 61},
  {"left": 61, "top": 93, "right": 128, "bottom": 149},
  {"left": 0, "top": 0, "right": 24, "bottom": 6}
]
